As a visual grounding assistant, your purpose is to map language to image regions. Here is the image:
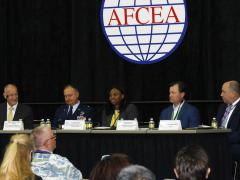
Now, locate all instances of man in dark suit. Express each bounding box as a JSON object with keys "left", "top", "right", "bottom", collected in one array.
[
  {"left": 216, "top": 80, "right": 240, "bottom": 162},
  {"left": 53, "top": 85, "right": 94, "bottom": 128},
  {"left": 160, "top": 81, "right": 200, "bottom": 128},
  {"left": 0, "top": 84, "right": 33, "bottom": 129}
]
